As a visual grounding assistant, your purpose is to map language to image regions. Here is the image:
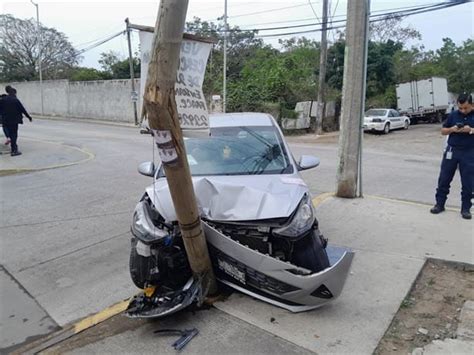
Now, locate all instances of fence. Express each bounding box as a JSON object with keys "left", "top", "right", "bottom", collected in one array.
[{"left": 1, "top": 79, "right": 140, "bottom": 123}]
